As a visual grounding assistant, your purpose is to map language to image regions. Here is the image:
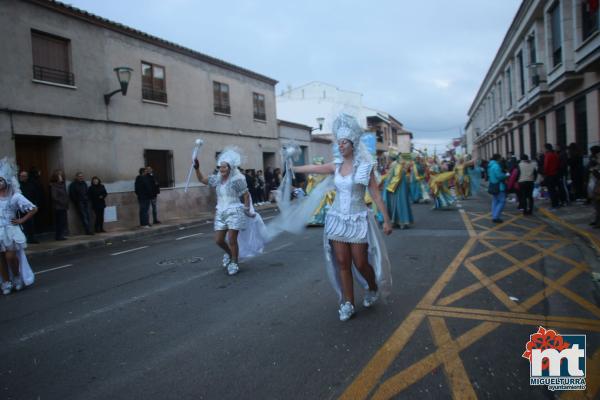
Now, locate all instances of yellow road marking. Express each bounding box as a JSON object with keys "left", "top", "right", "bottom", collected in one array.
[
  {"left": 339, "top": 205, "right": 600, "bottom": 399},
  {"left": 540, "top": 207, "right": 600, "bottom": 255},
  {"left": 464, "top": 259, "right": 527, "bottom": 312}
]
